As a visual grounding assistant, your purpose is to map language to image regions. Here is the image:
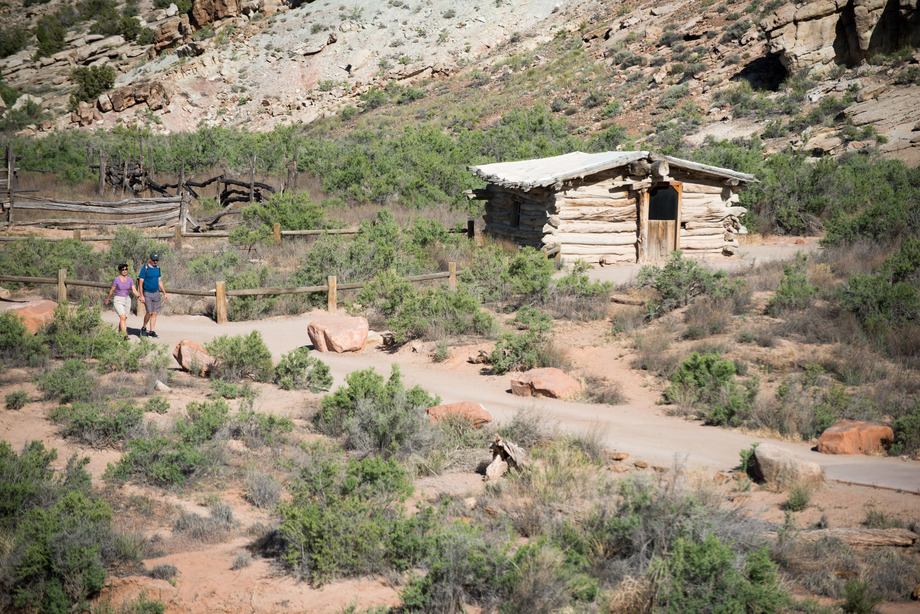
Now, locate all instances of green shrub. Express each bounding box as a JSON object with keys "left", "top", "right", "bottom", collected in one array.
[
  {"left": 0, "top": 311, "right": 47, "bottom": 367},
  {"left": 104, "top": 436, "right": 212, "bottom": 487},
  {"left": 314, "top": 365, "right": 440, "bottom": 442},
  {"left": 767, "top": 256, "right": 818, "bottom": 316},
  {"left": 69, "top": 64, "right": 116, "bottom": 110},
  {"left": 784, "top": 483, "right": 812, "bottom": 512},
  {"left": 891, "top": 399, "right": 920, "bottom": 457},
  {"left": 274, "top": 346, "right": 333, "bottom": 391},
  {"left": 490, "top": 306, "right": 556, "bottom": 375},
  {"left": 0, "top": 237, "right": 101, "bottom": 286},
  {"left": 50, "top": 400, "right": 144, "bottom": 448},
  {"left": 738, "top": 442, "right": 759, "bottom": 479},
  {"left": 45, "top": 299, "right": 130, "bottom": 362},
  {"left": 638, "top": 251, "right": 745, "bottom": 318},
  {"left": 276, "top": 449, "right": 434, "bottom": 585},
  {"left": 36, "top": 359, "right": 96, "bottom": 403},
  {"left": 544, "top": 261, "right": 613, "bottom": 320},
  {"left": 0, "top": 25, "right": 29, "bottom": 59},
  {"left": 144, "top": 396, "right": 170, "bottom": 414},
  {"left": 230, "top": 408, "right": 294, "bottom": 447},
  {"left": 34, "top": 12, "right": 69, "bottom": 58},
  {"left": 205, "top": 331, "right": 273, "bottom": 381},
  {"left": 244, "top": 471, "right": 281, "bottom": 509},
  {"left": 5, "top": 390, "right": 29, "bottom": 410},
  {"left": 0, "top": 442, "right": 124, "bottom": 612},
  {"left": 840, "top": 237, "right": 920, "bottom": 333},
  {"left": 842, "top": 579, "right": 883, "bottom": 614},
  {"left": 174, "top": 399, "right": 230, "bottom": 444},
  {"left": 106, "top": 227, "right": 170, "bottom": 274},
  {"left": 665, "top": 352, "right": 757, "bottom": 425},
  {"left": 240, "top": 191, "right": 330, "bottom": 232},
  {"left": 653, "top": 536, "right": 788, "bottom": 612}
]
